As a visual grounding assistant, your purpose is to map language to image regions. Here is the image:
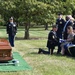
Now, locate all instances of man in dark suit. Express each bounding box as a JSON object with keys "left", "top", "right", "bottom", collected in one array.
[
  {"left": 56, "top": 13, "right": 65, "bottom": 54},
  {"left": 6, "top": 17, "right": 17, "bottom": 47},
  {"left": 38, "top": 25, "right": 59, "bottom": 55},
  {"left": 63, "top": 15, "right": 73, "bottom": 40}
]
